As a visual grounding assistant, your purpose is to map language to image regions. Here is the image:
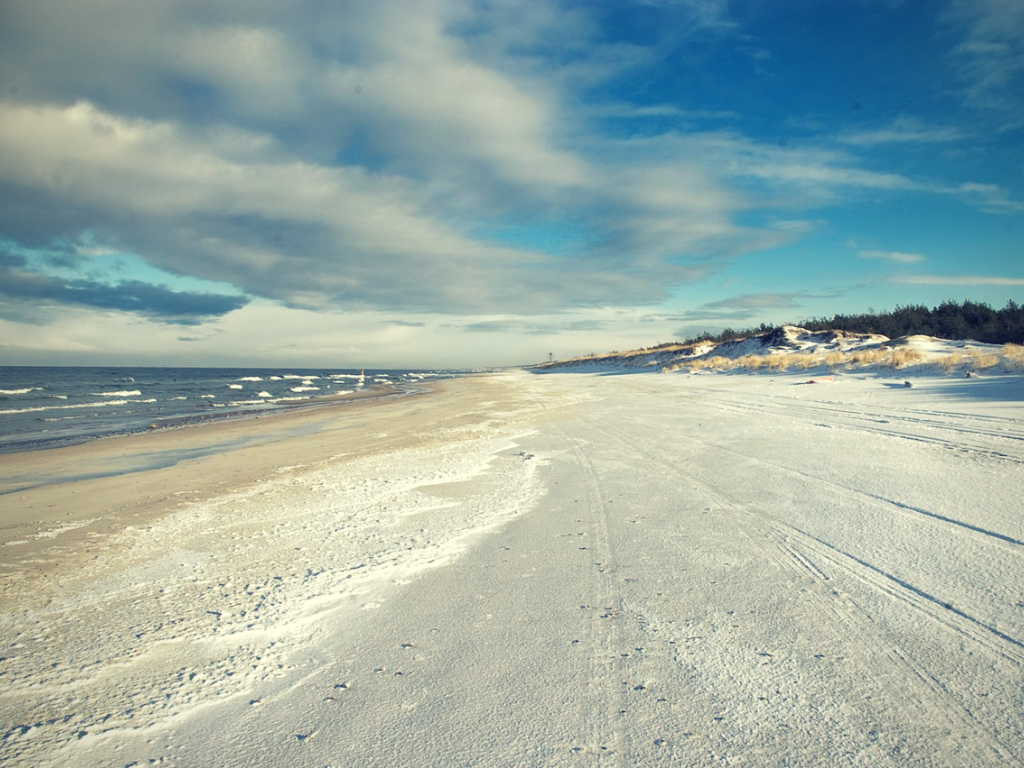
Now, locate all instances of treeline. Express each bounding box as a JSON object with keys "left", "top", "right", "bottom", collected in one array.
[
  {"left": 675, "top": 299, "right": 1024, "bottom": 347},
  {"left": 799, "top": 299, "right": 1024, "bottom": 344}
]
